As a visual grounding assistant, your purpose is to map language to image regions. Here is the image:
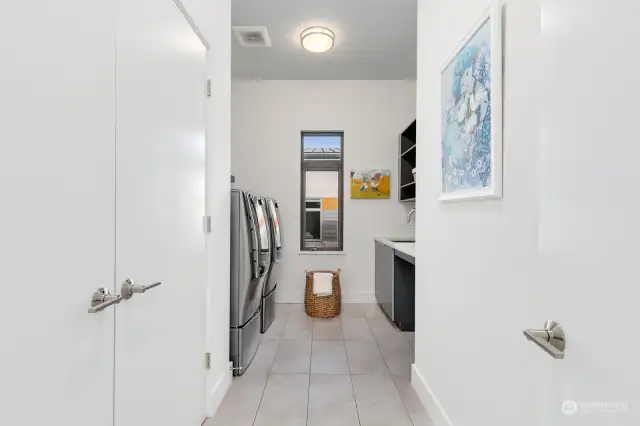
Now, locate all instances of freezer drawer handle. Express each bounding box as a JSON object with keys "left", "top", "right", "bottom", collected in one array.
[
  {"left": 121, "top": 278, "right": 162, "bottom": 300},
  {"left": 523, "top": 320, "right": 566, "bottom": 359},
  {"left": 88, "top": 287, "right": 122, "bottom": 313}
]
